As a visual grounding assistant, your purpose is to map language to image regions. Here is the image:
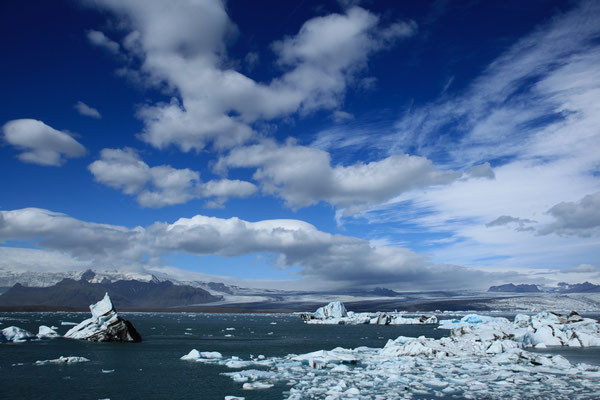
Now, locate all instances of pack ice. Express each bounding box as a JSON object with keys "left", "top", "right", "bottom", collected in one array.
[
  {"left": 64, "top": 293, "right": 142, "bottom": 342},
  {"left": 184, "top": 309, "right": 600, "bottom": 399},
  {"left": 439, "top": 310, "right": 600, "bottom": 347},
  {"left": 302, "top": 301, "right": 437, "bottom": 325}
]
